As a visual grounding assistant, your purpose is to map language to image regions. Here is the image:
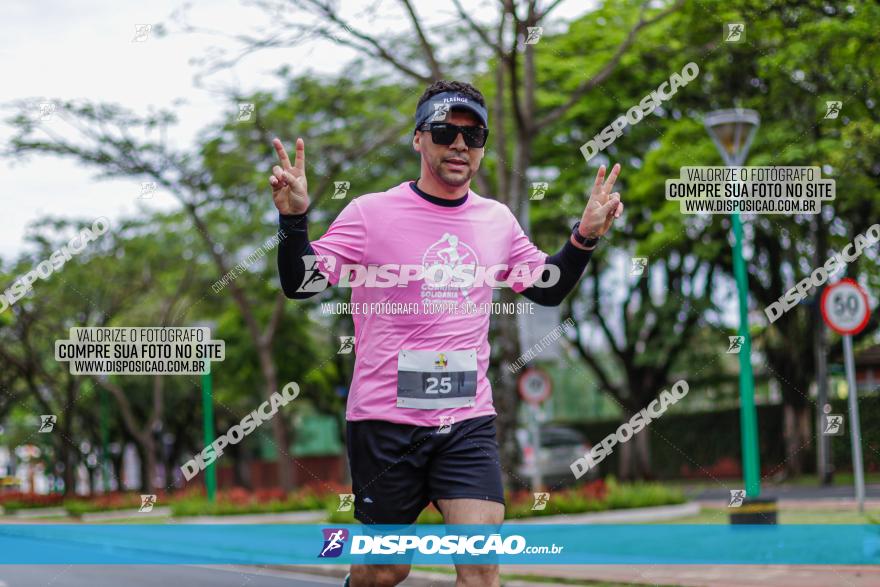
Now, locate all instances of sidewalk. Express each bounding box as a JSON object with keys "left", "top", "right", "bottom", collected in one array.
[
  {"left": 277, "top": 564, "right": 880, "bottom": 587},
  {"left": 694, "top": 497, "right": 880, "bottom": 510},
  {"left": 498, "top": 564, "right": 880, "bottom": 587}
]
